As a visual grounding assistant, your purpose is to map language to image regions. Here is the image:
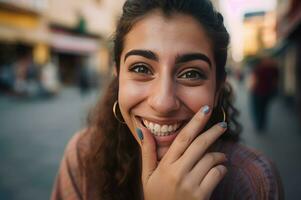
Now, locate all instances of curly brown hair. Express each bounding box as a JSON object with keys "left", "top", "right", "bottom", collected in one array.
[{"left": 84, "top": 0, "right": 241, "bottom": 199}]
